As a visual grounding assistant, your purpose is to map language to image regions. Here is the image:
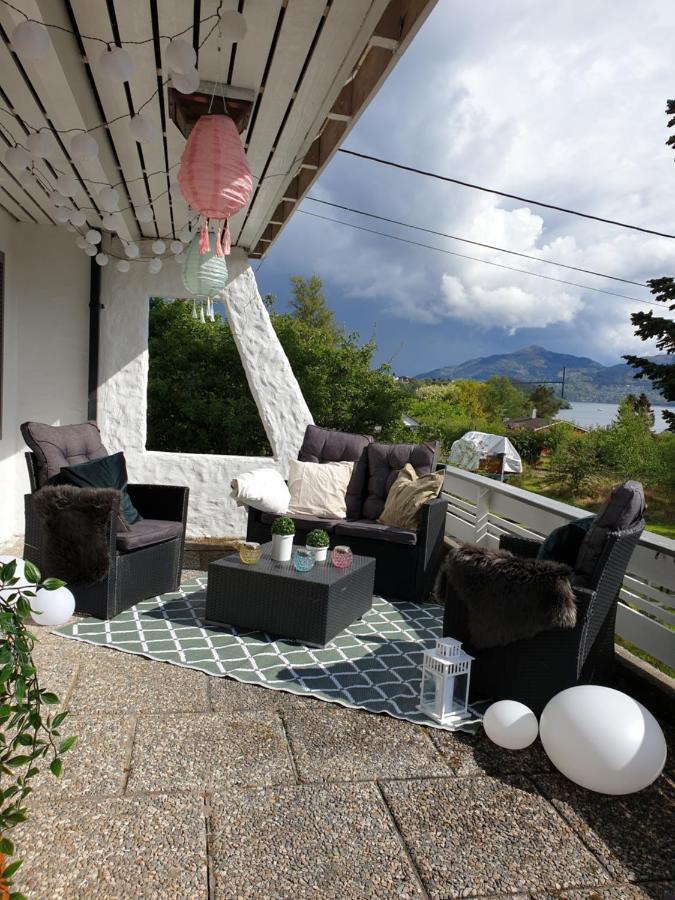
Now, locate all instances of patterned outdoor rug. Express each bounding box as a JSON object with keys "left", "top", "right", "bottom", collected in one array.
[{"left": 56, "top": 577, "right": 481, "bottom": 731}]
